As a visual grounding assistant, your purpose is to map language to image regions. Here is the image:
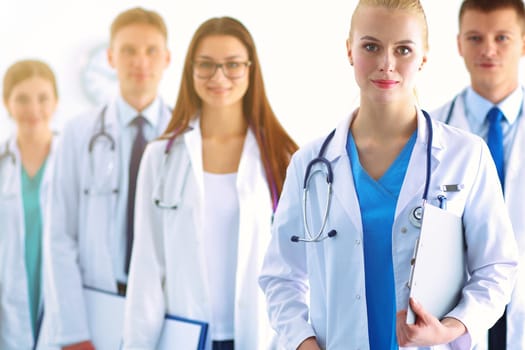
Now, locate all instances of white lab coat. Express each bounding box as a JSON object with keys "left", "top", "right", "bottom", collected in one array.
[
  {"left": 123, "top": 118, "right": 277, "bottom": 350},
  {"left": 0, "top": 135, "right": 58, "bottom": 350},
  {"left": 259, "top": 109, "right": 519, "bottom": 350},
  {"left": 44, "top": 99, "right": 171, "bottom": 345},
  {"left": 433, "top": 91, "right": 525, "bottom": 349}
]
